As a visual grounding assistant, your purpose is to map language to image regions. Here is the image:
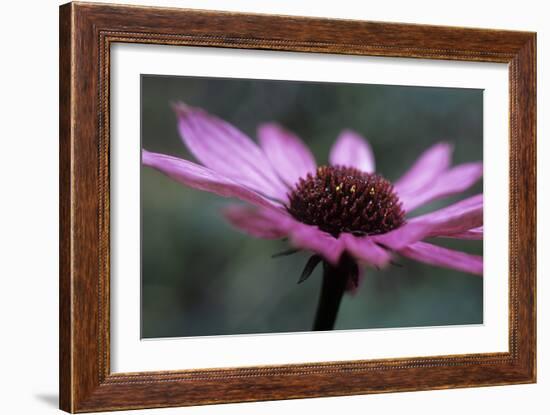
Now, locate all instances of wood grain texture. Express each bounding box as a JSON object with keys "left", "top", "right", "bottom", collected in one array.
[
  {"left": 59, "top": 3, "right": 73, "bottom": 411},
  {"left": 59, "top": 2, "right": 537, "bottom": 412}
]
